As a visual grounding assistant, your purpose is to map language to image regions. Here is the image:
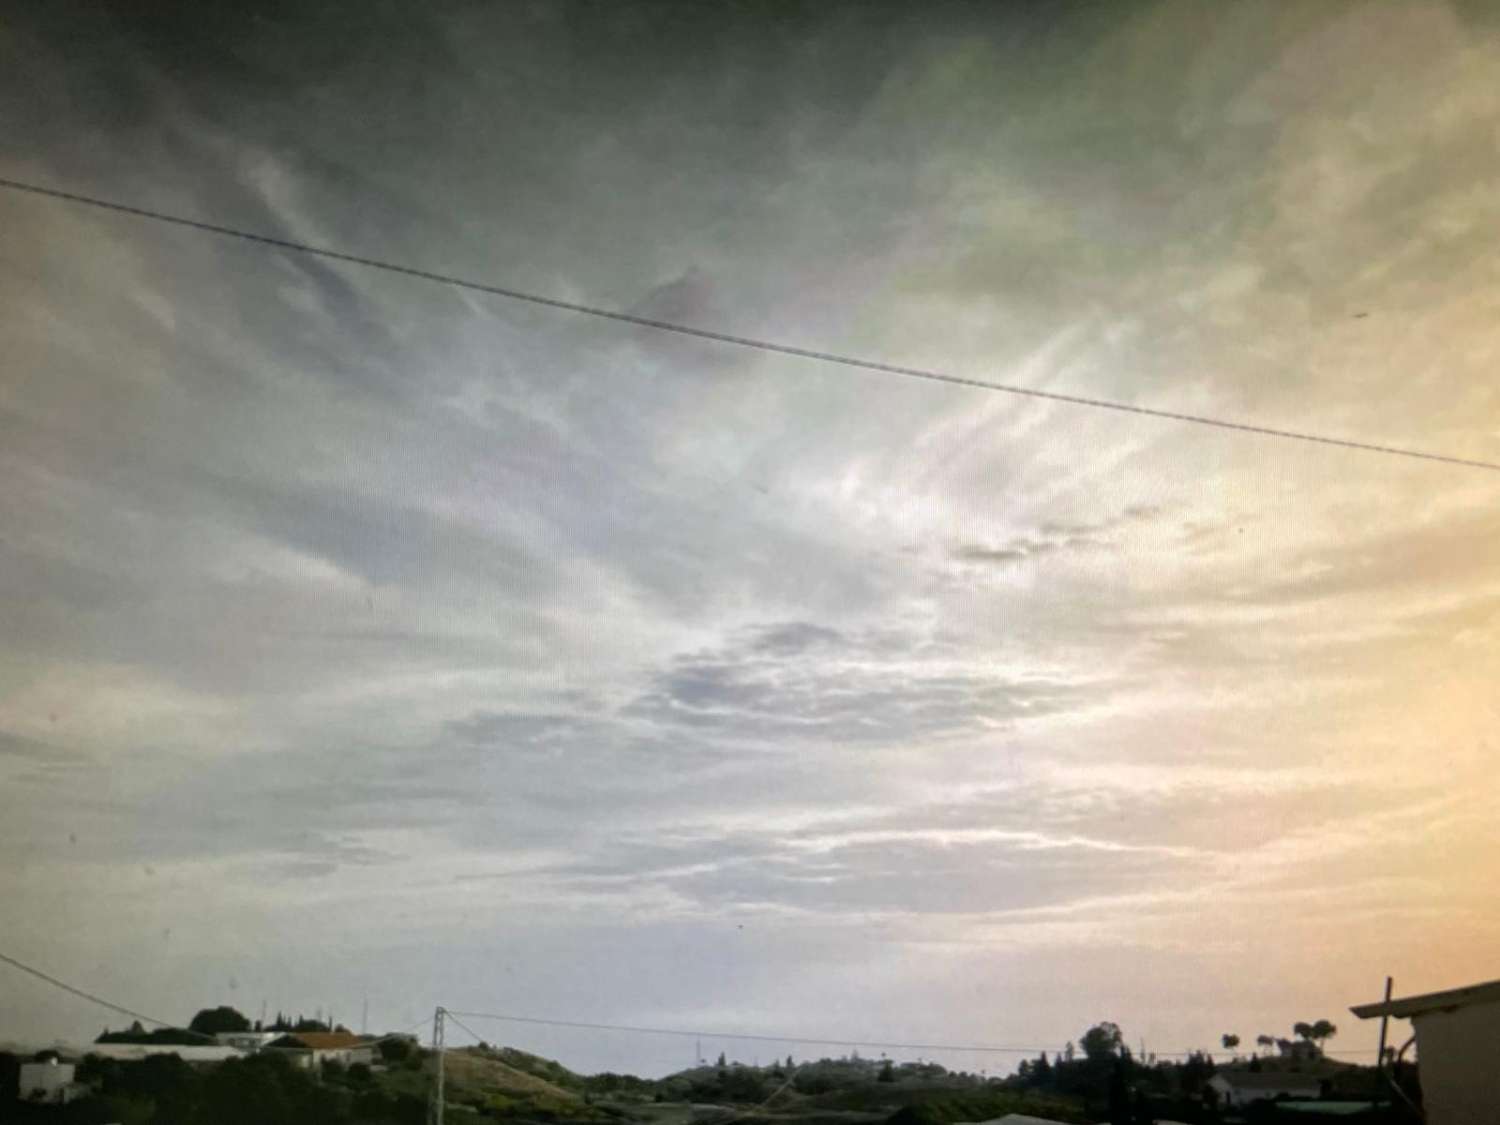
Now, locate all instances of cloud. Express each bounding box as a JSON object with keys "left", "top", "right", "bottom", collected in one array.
[{"left": 1, "top": 0, "right": 1498, "bottom": 1073}]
